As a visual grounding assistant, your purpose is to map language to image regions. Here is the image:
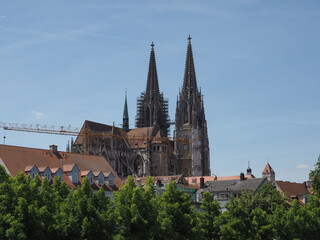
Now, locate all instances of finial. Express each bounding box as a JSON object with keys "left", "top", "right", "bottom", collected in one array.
[
  {"left": 125, "top": 88, "right": 127, "bottom": 96},
  {"left": 188, "top": 35, "right": 192, "bottom": 43},
  {"left": 151, "top": 42, "right": 154, "bottom": 50}
]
